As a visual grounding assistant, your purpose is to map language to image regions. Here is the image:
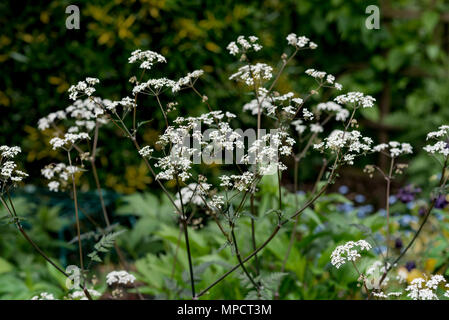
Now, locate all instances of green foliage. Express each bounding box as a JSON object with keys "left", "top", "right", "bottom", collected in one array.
[{"left": 88, "top": 230, "right": 126, "bottom": 263}]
